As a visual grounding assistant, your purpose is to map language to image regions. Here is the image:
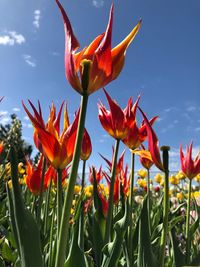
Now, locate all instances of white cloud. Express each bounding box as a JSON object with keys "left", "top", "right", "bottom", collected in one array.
[
  {"left": 33, "top": 10, "right": 41, "bottom": 29},
  {"left": 0, "top": 31, "right": 25, "bottom": 46},
  {"left": 0, "top": 110, "right": 10, "bottom": 125},
  {"left": 22, "top": 122, "right": 33, "bottom": 128},
  {"left": 0, "top": 110, "right": 8, "bottom": 116},
  {"left": 186, "top": 106, "right": 197, "bottom": 112},
  {"left": 23, "top": 54, "right": 36, "bottom": 67},
  {"left": 24, "top": 116, "right": 29, "bottom": 121},
  {"left": 12, "top": 107, "right": 20, "bottom": 112},
  {"left": 92, "top": 0, "right": 104, "bottom": 8},
  {"left": 195, "top": 127, "right": 200, "bottom": 132}
]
